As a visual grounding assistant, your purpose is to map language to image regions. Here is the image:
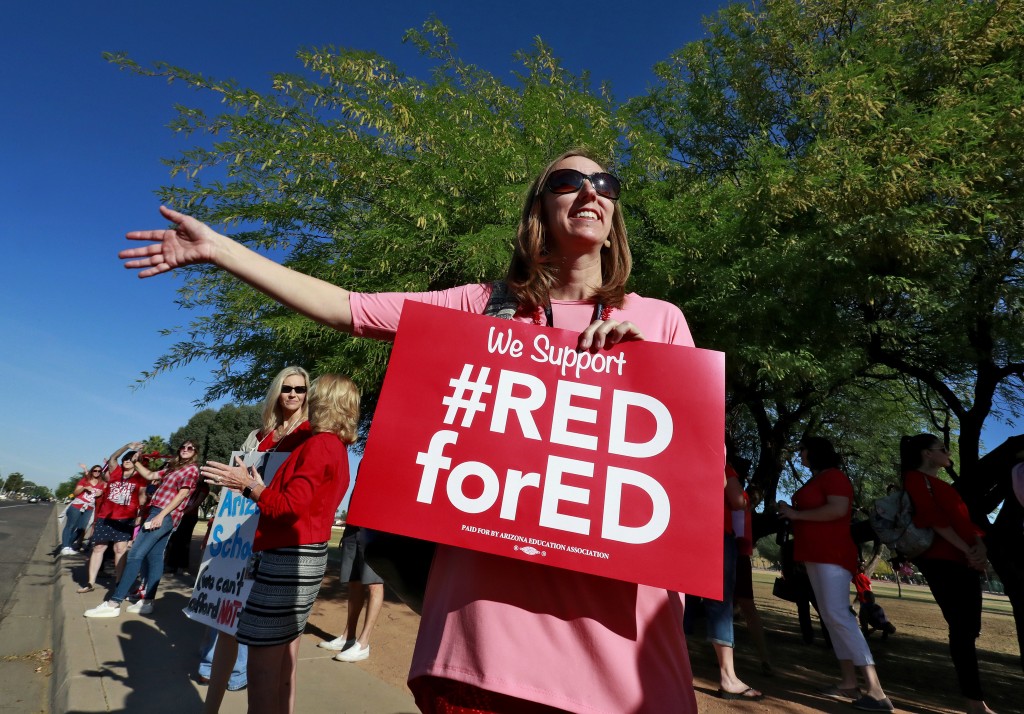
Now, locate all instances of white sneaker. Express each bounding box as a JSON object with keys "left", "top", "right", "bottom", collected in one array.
[
  {"left": 60, "top": 547, "right": 77, "bottom": 556},
  {"left": 333, "top": 642, "right": 369, "bottom": 662},
  {"left": 84, "top": 601, "right": 121, "bottom": 618},
  {"left": 126, "top": 599, "right": 154, "bottom": 615},
  {"left": 318, "top": 636, "right": 356, "bottom": 651}
]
